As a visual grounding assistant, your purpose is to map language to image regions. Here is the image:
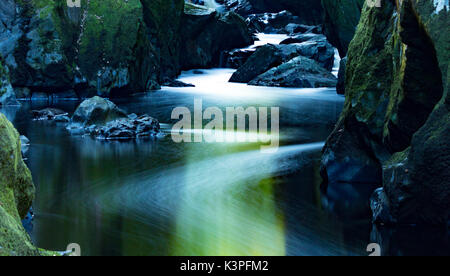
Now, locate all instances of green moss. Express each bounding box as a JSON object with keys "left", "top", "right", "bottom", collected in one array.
[
  {"left": 78, "top": 0, "right": 143, "bottom": 79},
  {"left": 0, "top": 114, "right": 40, "bottom": 255}
]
